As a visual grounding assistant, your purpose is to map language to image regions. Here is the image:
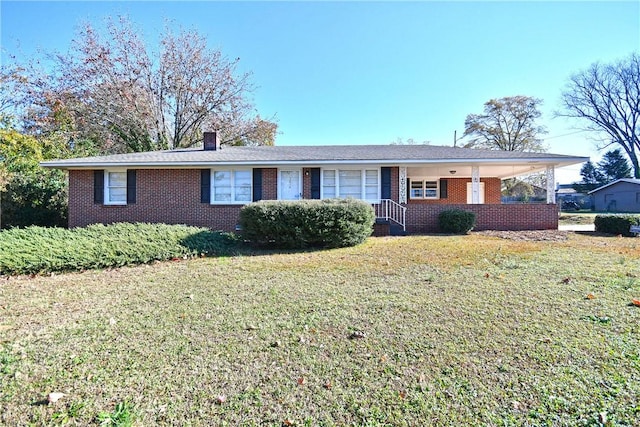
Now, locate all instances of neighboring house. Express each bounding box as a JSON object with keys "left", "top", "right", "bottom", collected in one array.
[
  {"left": 588, "top": 178, "right": 640, "bottom": 213},
  {"left": 41, "top": 132, "right": 587, "bottom": 234}
]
